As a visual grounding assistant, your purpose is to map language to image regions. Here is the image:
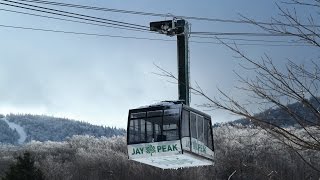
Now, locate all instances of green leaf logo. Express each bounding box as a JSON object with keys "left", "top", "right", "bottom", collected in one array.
[{"left": 145, "top": 145, "right": 156, "bottom": 155}]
